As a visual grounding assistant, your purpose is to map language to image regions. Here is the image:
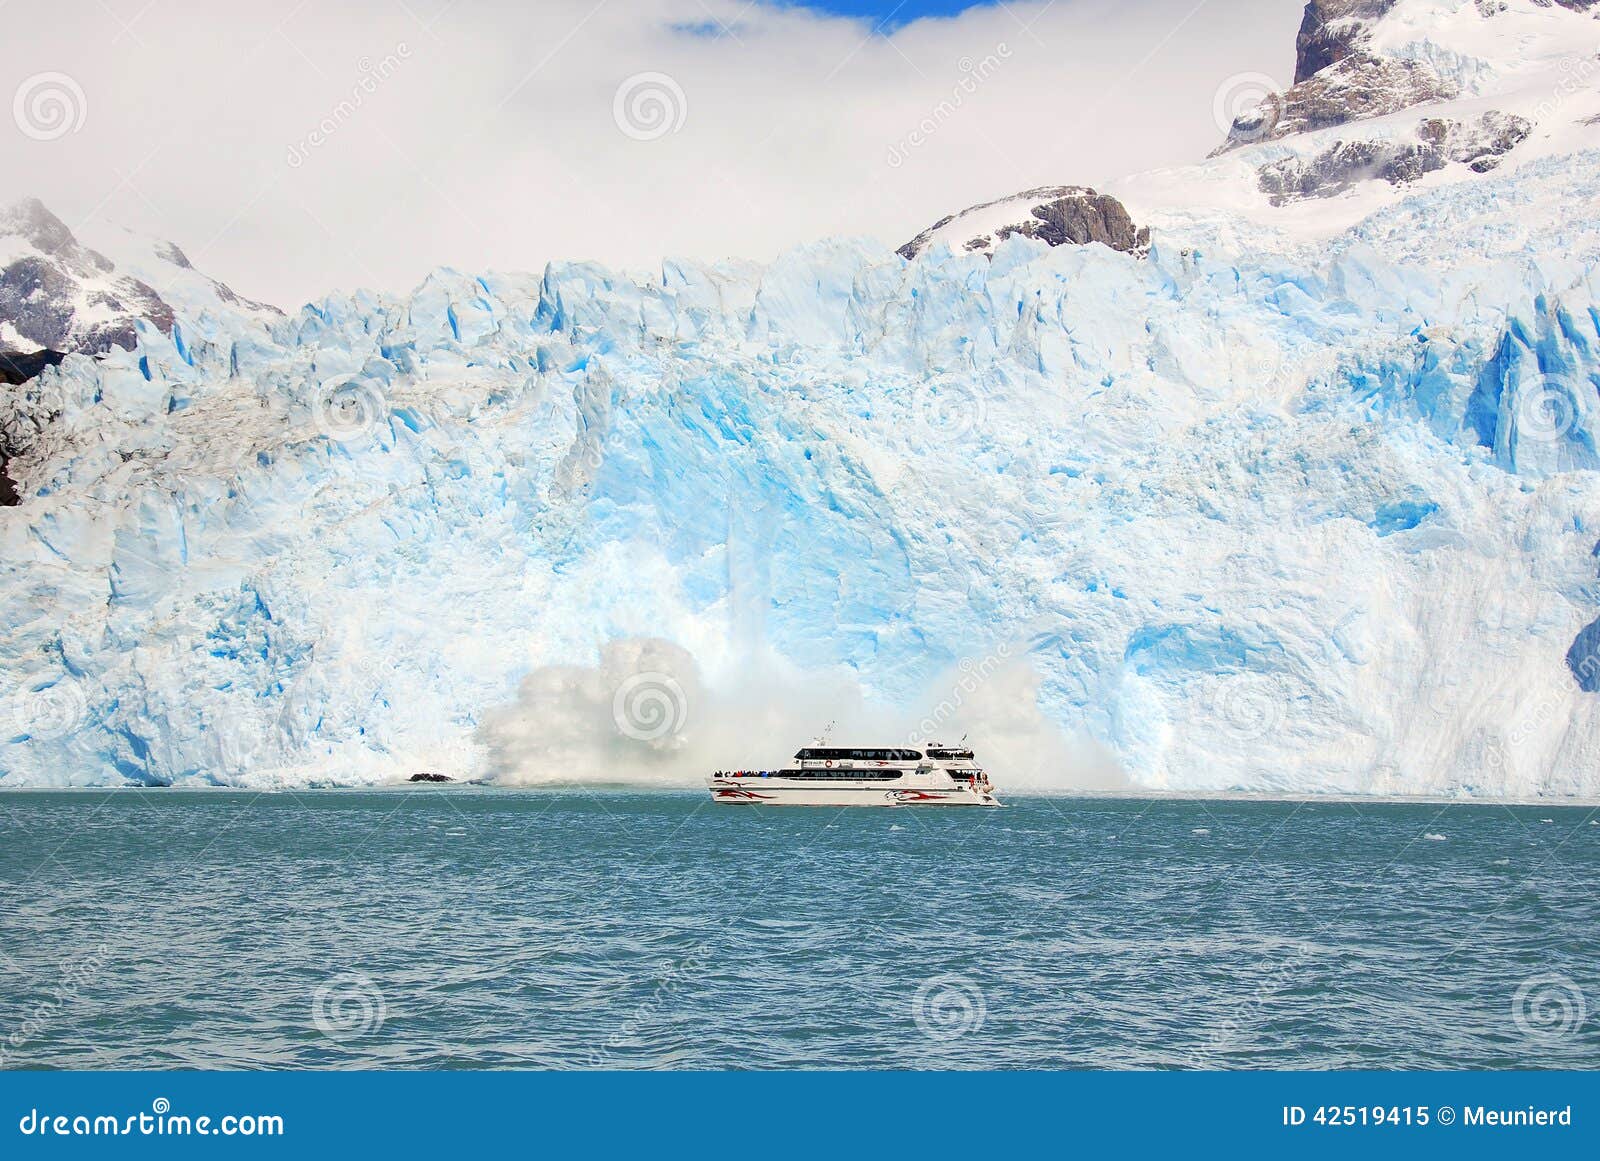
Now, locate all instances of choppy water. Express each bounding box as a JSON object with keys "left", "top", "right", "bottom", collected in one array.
[{"left": 1, "top": 789, "right": 1597, "bottom": 1069}]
